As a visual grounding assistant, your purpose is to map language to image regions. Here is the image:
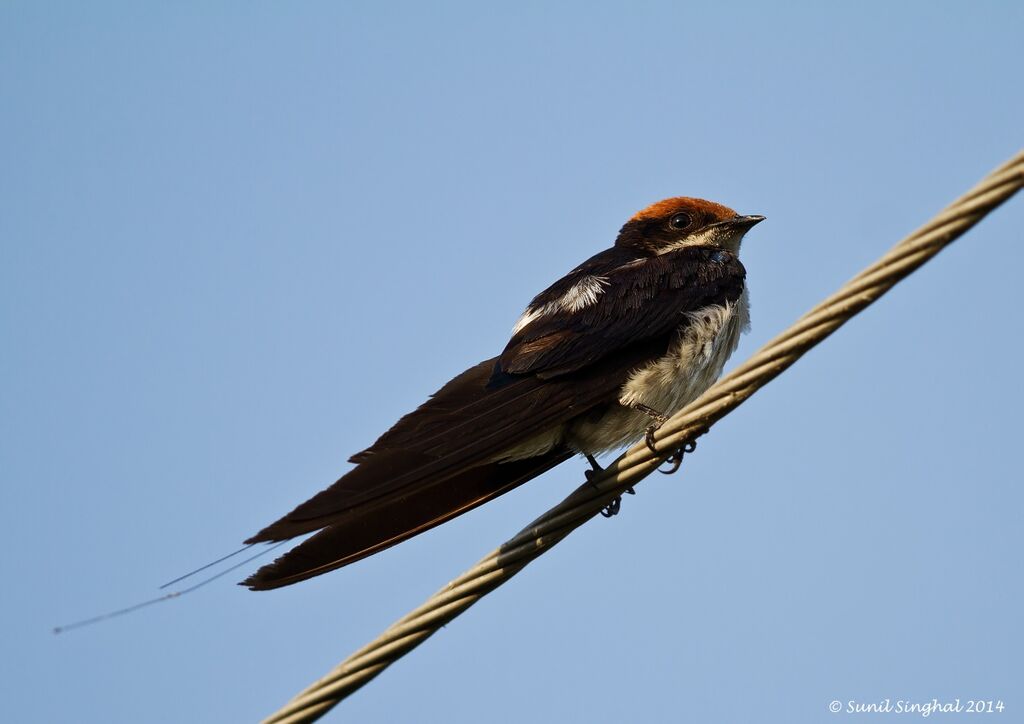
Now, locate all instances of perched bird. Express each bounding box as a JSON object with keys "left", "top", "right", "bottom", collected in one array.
[{"left": 242, "top": 197, "right": 764, "bottom": 590}]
